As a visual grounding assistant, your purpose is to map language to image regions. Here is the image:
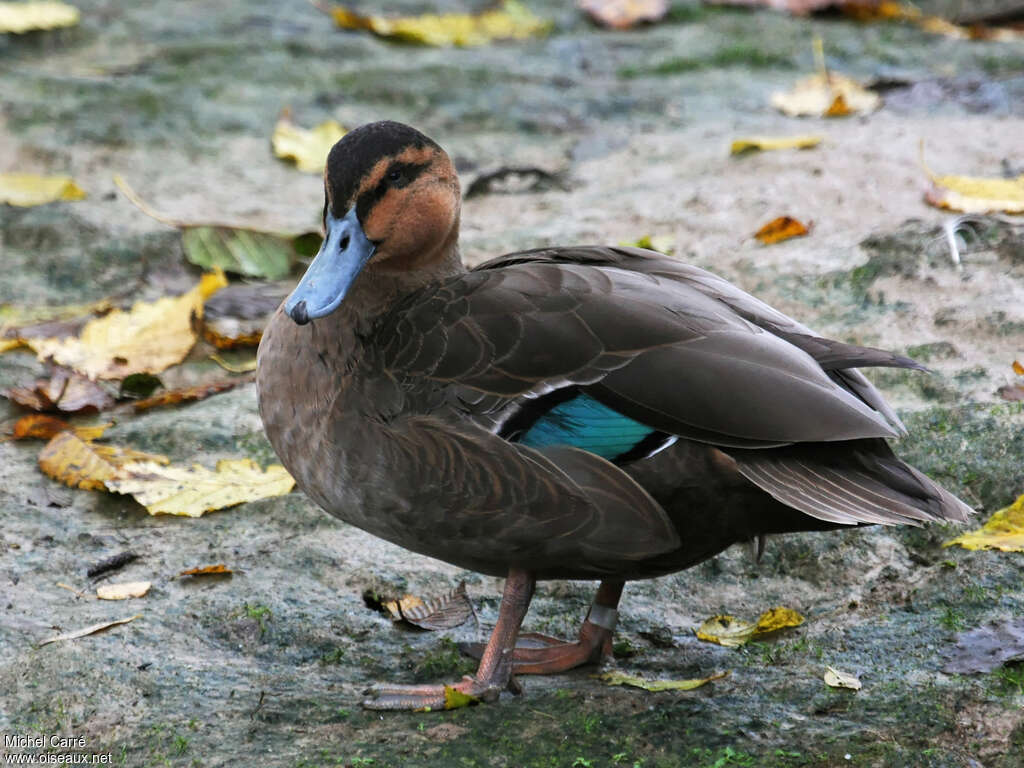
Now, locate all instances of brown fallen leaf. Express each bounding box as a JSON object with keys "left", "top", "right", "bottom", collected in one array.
[
  {"left": 384, "top": 582, "right": 474, "bottom": 630},
  {"left": 578, "top": 0, "right": 668, "bottom": 29},
  {"left": 38, "top": 431, "right": 169, "bottom": 491},
  {"left": 37, "top": 614, "right": 140, "bottom": 647},
  {"left": 179, "top": 564, "right": 233, "bottom": 577},
  {"left": 945, "top": 494, "right": 1024, "bottom": 553},
  {"left": 0, "top": 173, "right": 86, "bottom": 206},
  {"left": 1013, "top": 361, "right": 1024, "bottom": 376},
  {"left": 824, "top": 666, "right": 862, "bottom": 690},
  {"left": 105, "top": 458, "right": 295, "bottom": 517},
  {"left": 943, "top": 619, "right": 1024, "bottom": 674},
  {"left": 10, "top": 414, "right": 110, "bottom": 441},
  {"left": 96, "top": 581, "right": 151, "bottom": 600},
  {"left": 755, "top": 216, "right": 810, "bottom": 245},
  {"left": 28, "top": 272, "right": 227, "bottom": 380},
  {"left": 4, "top": 368, "right": 116, "bottom": 413},
  {"left": 202, "top": 282, "right": 288, "bottom": 350},
  {"left": 132, "top": 379, "right": 246, "bottom": 412},
  {"left": 326, "top": 0, "right": 550, "bottom": 47},
  {"left": 596, "top": 670, "right": 729, "bottom": 691},
  {"left": 998, "top": 384, "right": 1024, "bottom": 402}
]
